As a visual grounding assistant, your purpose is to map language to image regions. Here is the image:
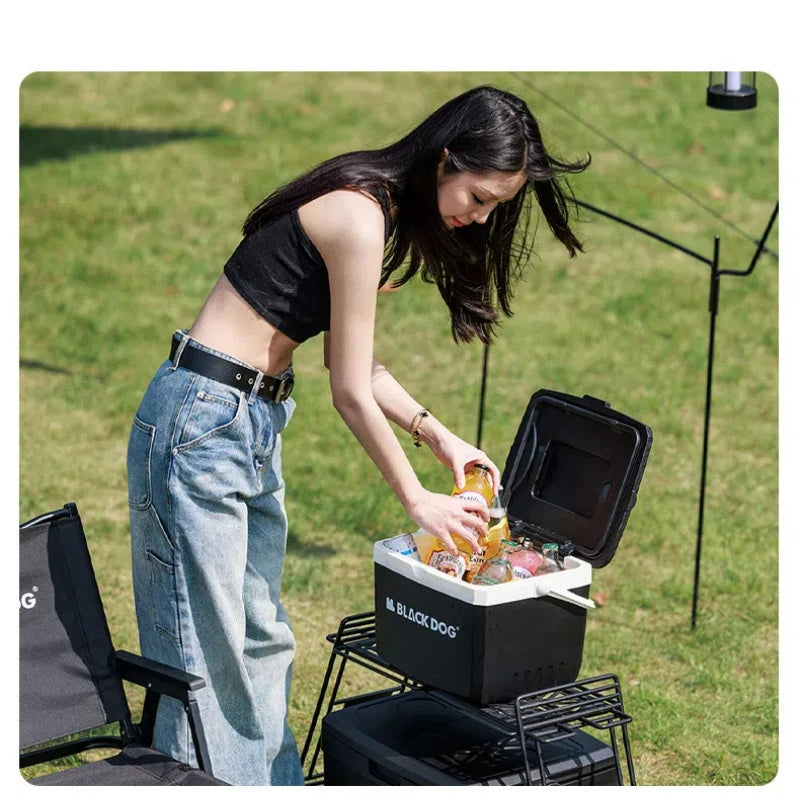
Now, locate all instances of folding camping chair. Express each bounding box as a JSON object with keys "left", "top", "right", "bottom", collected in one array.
[{"left": 19, "top": 502, "right": 228, "bottom": 785}]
